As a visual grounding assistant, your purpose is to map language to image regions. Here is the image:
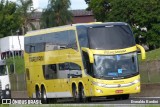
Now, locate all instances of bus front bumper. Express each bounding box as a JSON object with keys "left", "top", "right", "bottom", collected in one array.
[{"left": 92, "top": 82, "right": 140, "bottom": 97}]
